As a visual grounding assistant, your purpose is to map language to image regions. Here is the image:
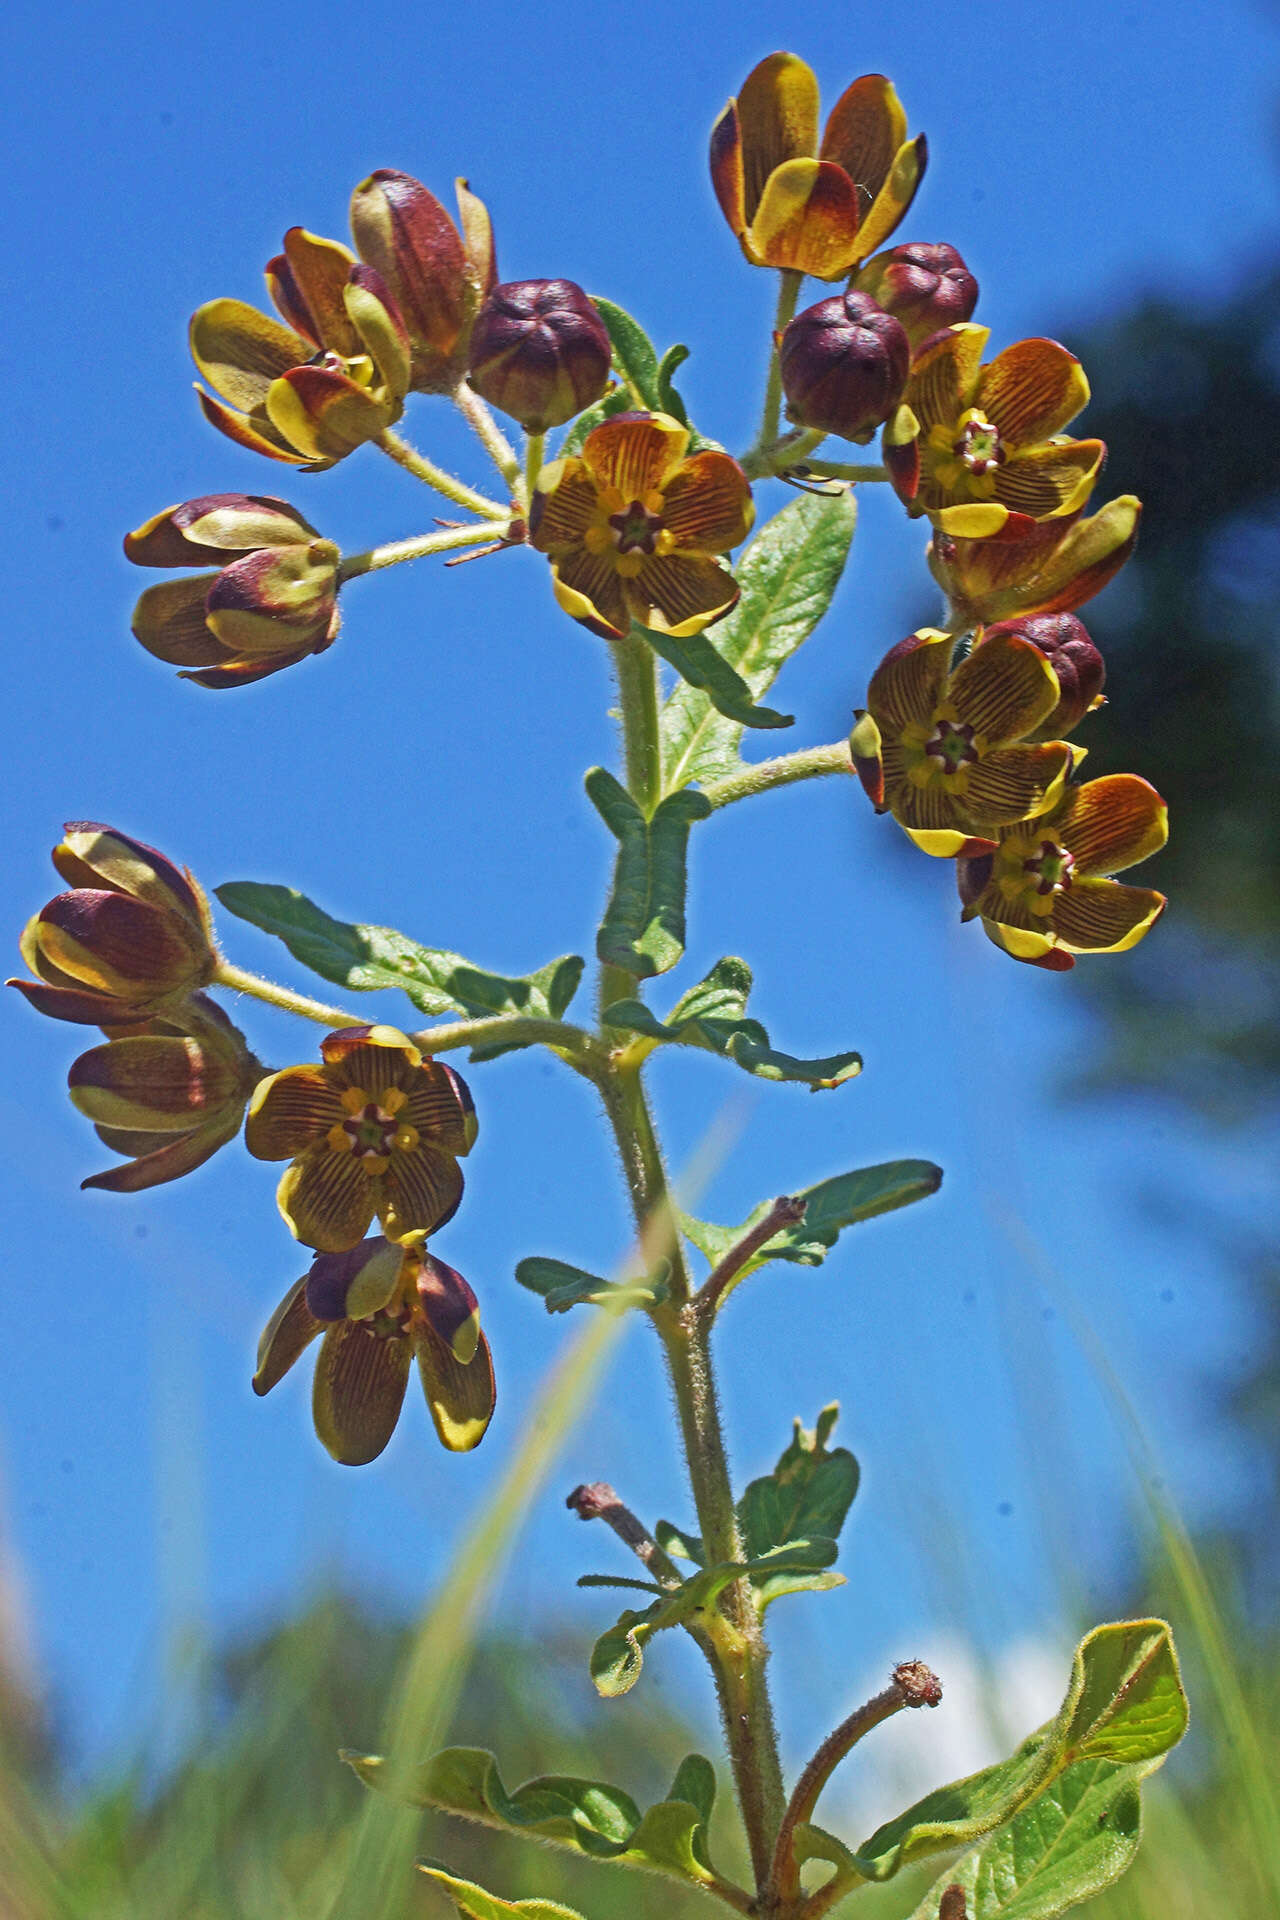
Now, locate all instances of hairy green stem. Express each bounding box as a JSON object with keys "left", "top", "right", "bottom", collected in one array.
[
  {"left": 609, "top": 631, "right": 662, "bottom": 814},
  {"left": 703, "top": 740, "right": 852, "bottom": 810},
  {"left": 799, "top": 458, "right": 889, "bottom": 483},
  {"left": 375, "top": 427, "right": 506, "bottom": 517},
  {"left": 771, "top": 1681, "right": 906, "bottom": 1904},
  {"left": 523, "top": 430, "right": 545, "bottom": 507},
  {"left": 739, "top": 427, "right": 825, "bottom": 481},
  {"left": 757, "top": 268, "right": 804, "bottom": 455},
  {"left": 212, "top": 960, "right": 356, "bottom": 1027},
  {"left": 411, "top": 1013, "right": 601, "bottom": 1062},
  {"left": 339, "top": 521, "right": 511, "bottom": 581},
  {"left": 453, "top": 381, "right": 522, "bottom": 491}
]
